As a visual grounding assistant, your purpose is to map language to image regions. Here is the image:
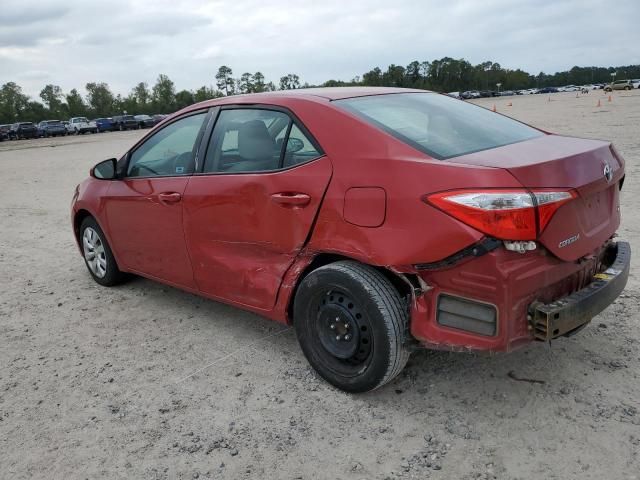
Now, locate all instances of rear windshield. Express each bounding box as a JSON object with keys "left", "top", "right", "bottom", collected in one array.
[
  {"left": 335, "top": 93, "right": 542, "bottom": 159},
  {"left": 123, "top": 115, "right": 135, "bottom": 121}
]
